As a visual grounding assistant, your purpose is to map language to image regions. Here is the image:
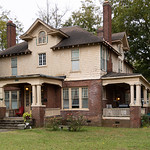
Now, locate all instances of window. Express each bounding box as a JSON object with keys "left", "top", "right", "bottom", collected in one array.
[
  {"left": 38, "top": 31, "right": 46, "bottom": 44},
  {"left": 82, "top": 88, "right": 88, "bottom": 108},
  {"left": 118, "top": 59, "right": 122, "bottom": 73},
  {"left": 39, "top": 53, "right": 46, "bottom": 66},
  {"left": 100, "top": 45, "right": 107, "bottom": 71},
  {"left": 62, "top": 87, "right": 88, "bottom": 109},
  {"left": 71, "top": 88, "right": 79, "bottom": 108},
  {"left": 11, "top": 91, "right": 17, "bottom": 109},
  {"left": 11, "top": 57, "right": 17, "bottom": 76},
  {"left": 4, "top": 91, "right": 20, "bottom": 110},
  {"left": 63, "top": 89, "right": 69, "bottom": 109},
  {"left": 5, "top": 91, "right": 9, "bottom": 109},
  {"left": 71, "top": 49, "right": 79, "bottom": 71}
]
